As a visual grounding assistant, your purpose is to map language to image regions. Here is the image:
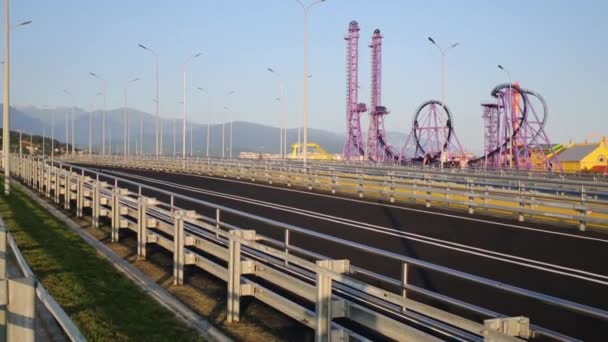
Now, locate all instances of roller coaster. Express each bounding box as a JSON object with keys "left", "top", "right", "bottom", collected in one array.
[{"left": 341, "top": 20, "right": 561, "bottom": 171}]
